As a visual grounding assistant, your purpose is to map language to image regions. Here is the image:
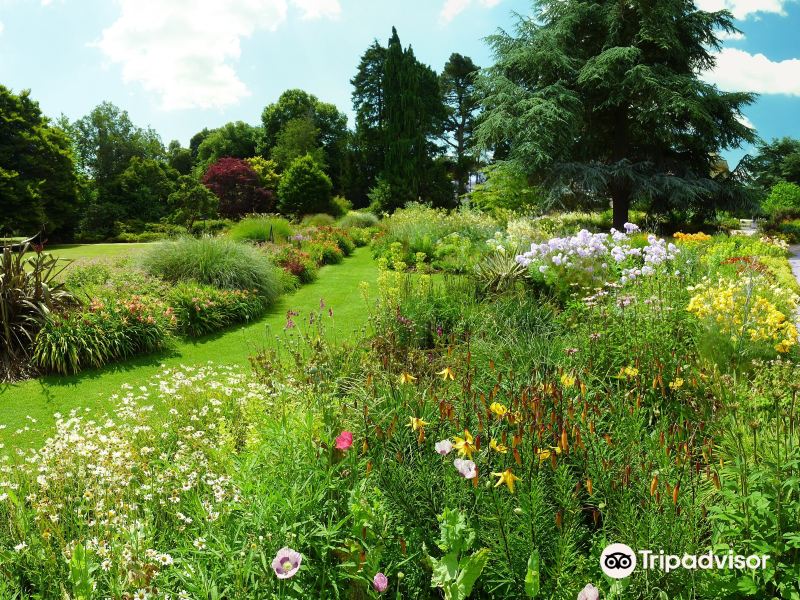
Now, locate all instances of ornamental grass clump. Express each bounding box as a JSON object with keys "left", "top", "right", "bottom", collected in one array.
[
  {"left": 142, "top": 236, "right": 282, "bottom": 303},
  {"left": 227, "top": 215, "right": 293, "bottom": 243}
]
